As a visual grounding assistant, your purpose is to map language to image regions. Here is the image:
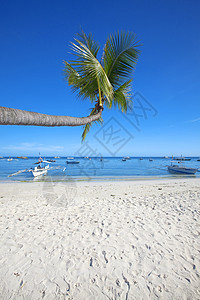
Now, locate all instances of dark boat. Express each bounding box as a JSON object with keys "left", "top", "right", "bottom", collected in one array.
[
  {"left": 174, "top": 157, "right": 191, "bottom": 161},
  {"left": 66, "top": 161, "right": 80, "bottom": 164},
  {"left": 168, "top": 161, "right": 197, "bottom": 175}
]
